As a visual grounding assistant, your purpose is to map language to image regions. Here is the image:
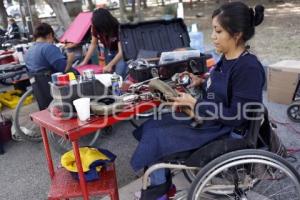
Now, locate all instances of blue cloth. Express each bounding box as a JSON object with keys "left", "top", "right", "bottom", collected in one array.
[
  {"left": 104, "top": 49, "right": 128, "bottom": 79},
  {"left": 131, "top": 51, "right": 265, "bottom": 172},
  {"left": 25, "top": 42, "right": 67, "bottom": 73},
  {"left": 150, "top": 169, "right": 168, "bottom": 186}
]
